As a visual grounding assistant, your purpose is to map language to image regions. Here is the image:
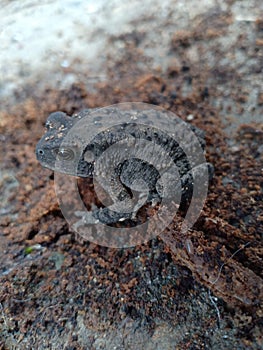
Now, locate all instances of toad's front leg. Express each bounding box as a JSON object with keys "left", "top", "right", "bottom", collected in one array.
[{"left": 73, "top": 172, "right": 148, "bottom": 227}]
